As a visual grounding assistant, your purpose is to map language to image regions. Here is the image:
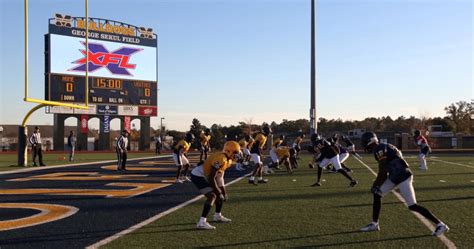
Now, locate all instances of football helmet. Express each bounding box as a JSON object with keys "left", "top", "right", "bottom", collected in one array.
[
  {"left": 361, "top": 132, "right": 378, "bottom": 149},
  {"left": 205, "top": 128, "right": 211, "bottom": 135},
  {"left": 223, "top": 141, "right": 241, "bottom": 160},
  {"left": 414, "top": 129, "right": 421, "bottom": 137},
  {"left": 185, "top": 132, "right": 195, "bottom": 143}
]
